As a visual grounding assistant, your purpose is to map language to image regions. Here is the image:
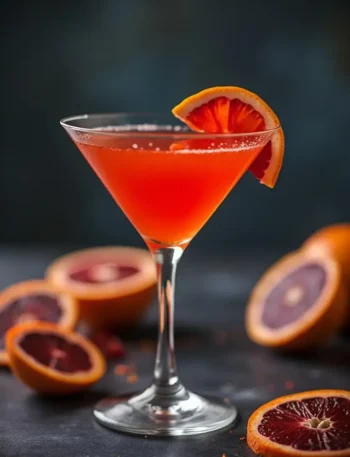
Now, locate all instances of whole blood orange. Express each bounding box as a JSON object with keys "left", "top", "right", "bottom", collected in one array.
[
  {"left": 0, "top": 280, "right": 78, "bottom": 366},
  {"left": 46, "top": 247, "right": 156, "bottom": 329},
  {"left": 246, "top": 251, "right": 346, "bottom": 350},
  {"left": 172, "top": 86, "right": 285, "bottom": 188},
  {"left": 302, "top": 224, "right": 350, "bottom": 320},
  {"left": 247, "top": 390, "right": 350, "bottom": 457},
  {"left": 6, "top": 322, "right": 106, "bottom": 395}
]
